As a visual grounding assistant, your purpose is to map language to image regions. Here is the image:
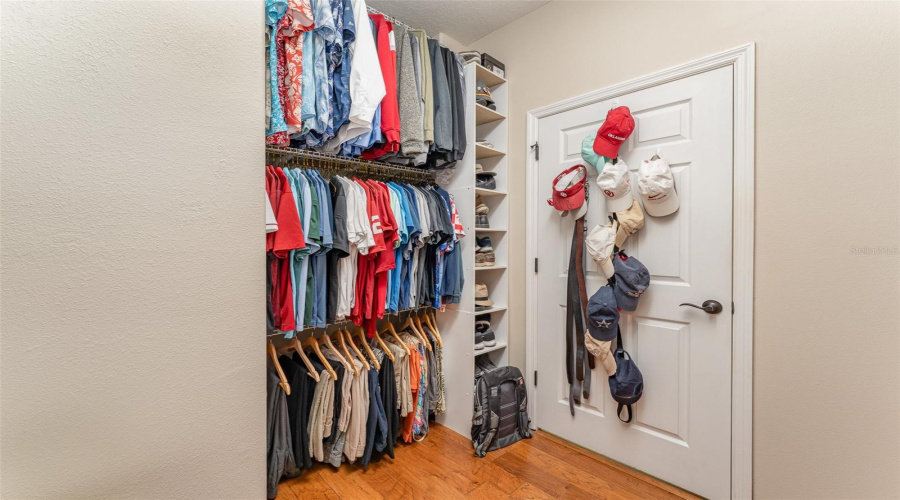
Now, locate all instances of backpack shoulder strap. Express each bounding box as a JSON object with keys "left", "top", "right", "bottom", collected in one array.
[{"left": 474, "top": 374, "right": 502, "bottom": 457}]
